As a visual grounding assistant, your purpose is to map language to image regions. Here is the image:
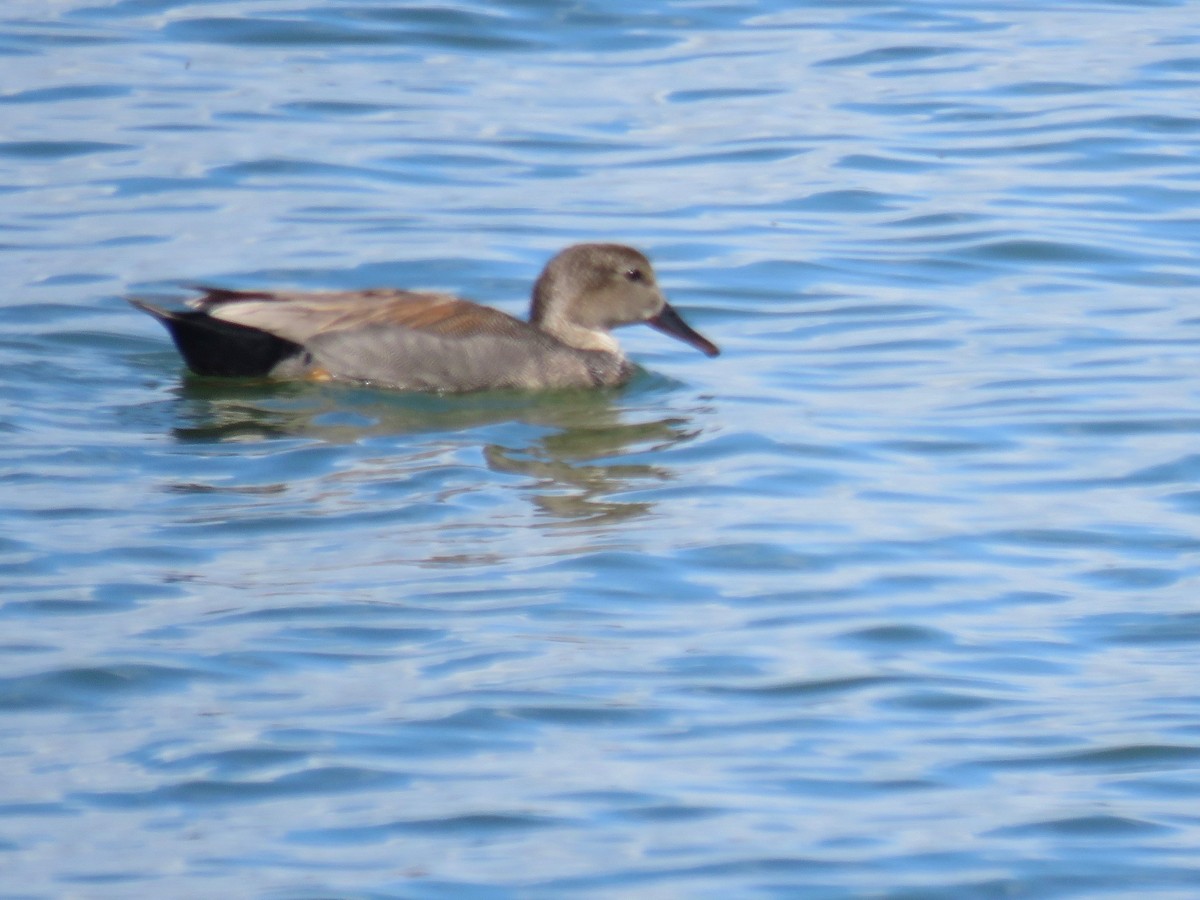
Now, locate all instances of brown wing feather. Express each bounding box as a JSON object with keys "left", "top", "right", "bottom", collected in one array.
[{"left": 197, "top": 289, "right": 529, "bottom": 346}]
